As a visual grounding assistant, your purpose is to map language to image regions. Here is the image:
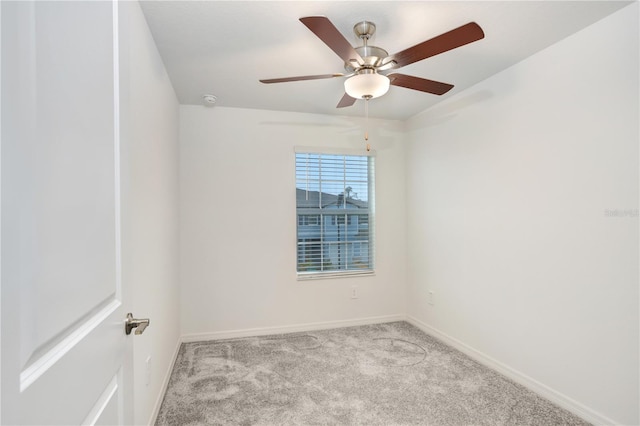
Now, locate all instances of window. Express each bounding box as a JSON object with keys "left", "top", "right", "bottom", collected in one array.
[
  {"left": 298, "top": 215, "right": 320, "bottom": 226},
  {"left": 295, "top": 149, "right": 375, "bottom": 277}
]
